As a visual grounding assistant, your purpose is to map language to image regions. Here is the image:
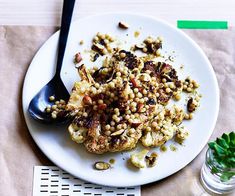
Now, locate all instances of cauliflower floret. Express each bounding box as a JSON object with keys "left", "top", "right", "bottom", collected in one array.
[
  {"left": 141, "top": 131, "right": 165, "bottom": 147},
  {"left": 141, "top": 132, "right": 154, "bottom": 147},
  {"left": 154, "top": 104, "right": 164, "bottom": 115},
  {"left": 175, "top": 126, "right": 189, "bottom": 142},
  {"left": 171, "top": 105, "right": 185, "bottom": 125},
  {"left": 161, "top": 121, "right": 177, "bottom": 141},
  {"left": 164, "top": 105, "right": 184, "bottom": 125},
  {"left": 68, "top": 123, "right": 87, "bottom": 143},
  {"left": 84, "top": 115, "right": 110, "bottom": 154},
  {"left": 109, "top": 127, "right": 142, "bottom": 152},
  {"left": 66, "top": 64, "right": 93, "bottom": 112},
  {"left": 120, "top": 82, "right": 131, "bottom": 100},
  {"left": 66, "top": 80, "right": 91, "bottom": 111},
  {"left": 130, "top": 149, "right": 149, "bottom": 168},
  {"left": 77, "top": 64, "right": 95, "bottom": 83},
  {"left": 141, "top": 120, "right": 177, "bottom": 147}
]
